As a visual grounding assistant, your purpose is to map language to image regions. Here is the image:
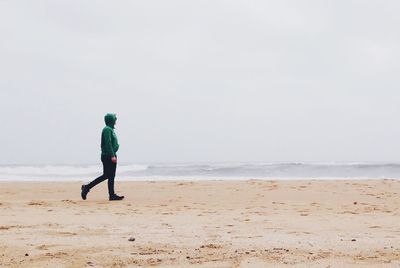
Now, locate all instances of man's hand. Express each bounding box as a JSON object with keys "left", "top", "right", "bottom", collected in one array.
[{"left": 111, "top": 156, "right": 117, "bottom": 163}]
